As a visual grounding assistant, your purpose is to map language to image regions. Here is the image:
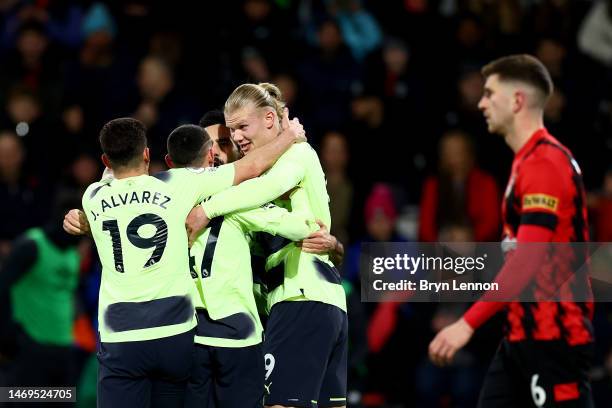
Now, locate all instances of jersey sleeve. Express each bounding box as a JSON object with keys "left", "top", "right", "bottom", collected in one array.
[
  {"left": 168, "top": 164, "right": 236, "bottom": 206},
  {"left": 517, "top": 157, "right": 565, "bottom": 232},
  {"left": 231, "top": 203, "right": 318, "bottom": 241},
  {"left": 201, "top": 146, "right": 306, "bottom": 218}
]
